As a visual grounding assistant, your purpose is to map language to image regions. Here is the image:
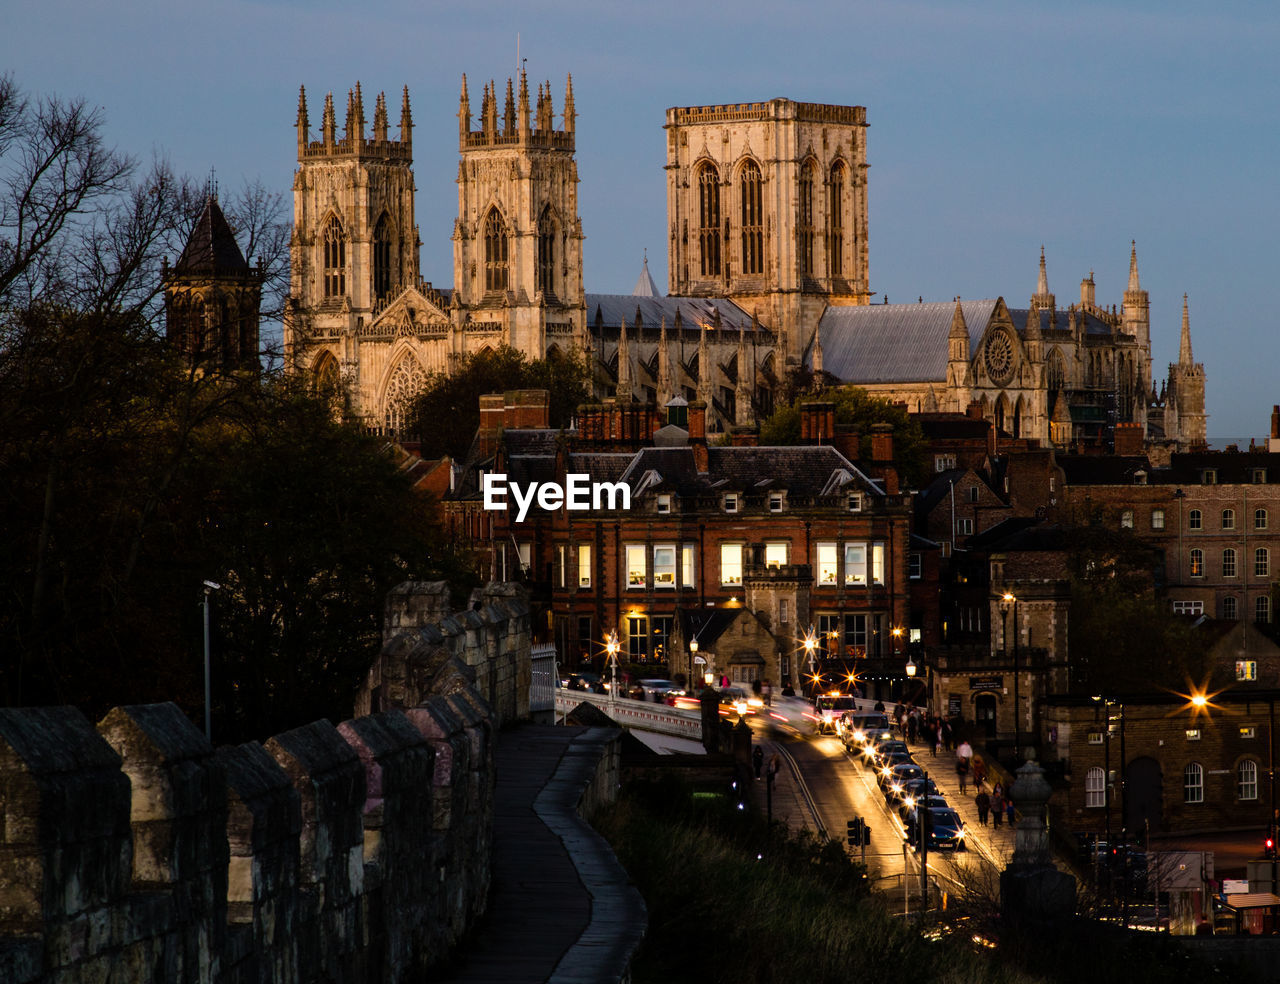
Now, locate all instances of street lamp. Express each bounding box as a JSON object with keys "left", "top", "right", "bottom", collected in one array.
[
  {"left": 1001, "top": 591, "right": 1020, "bottom": 762},
  {"left": 201, "top": 580, "right": 221, "bottom": 742},
  {"left": 606, "top": 629, "right": 621, "bottom": 708},
  {"left": 802, "top": 625, "right": 820, "bottom": 697}
]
